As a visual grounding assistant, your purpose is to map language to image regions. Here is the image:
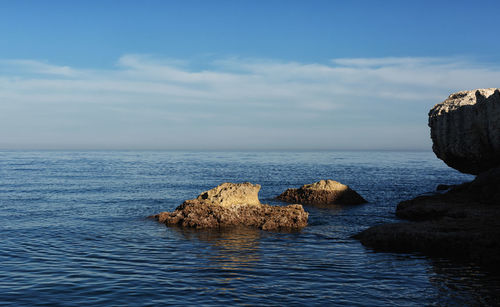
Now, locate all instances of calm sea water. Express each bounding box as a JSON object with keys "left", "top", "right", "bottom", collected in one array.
[{"left": 1, "top": 150, "right": 499, "bottom": 306}]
